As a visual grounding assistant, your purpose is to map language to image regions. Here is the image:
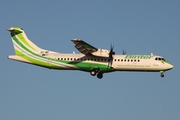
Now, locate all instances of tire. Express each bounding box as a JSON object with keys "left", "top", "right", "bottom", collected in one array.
[
  {"left": 90, "top": 70, "right": 96, "bottom": 76},
  {"left": 97, "top": 73, "right": 103, "bottom": 79}
]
